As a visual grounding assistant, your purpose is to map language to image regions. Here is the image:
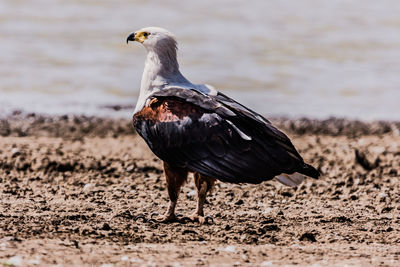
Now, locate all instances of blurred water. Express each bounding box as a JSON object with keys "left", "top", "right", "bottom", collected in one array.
[{"left": 1, "top": 0, "right": 400, "bottom": 120}]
